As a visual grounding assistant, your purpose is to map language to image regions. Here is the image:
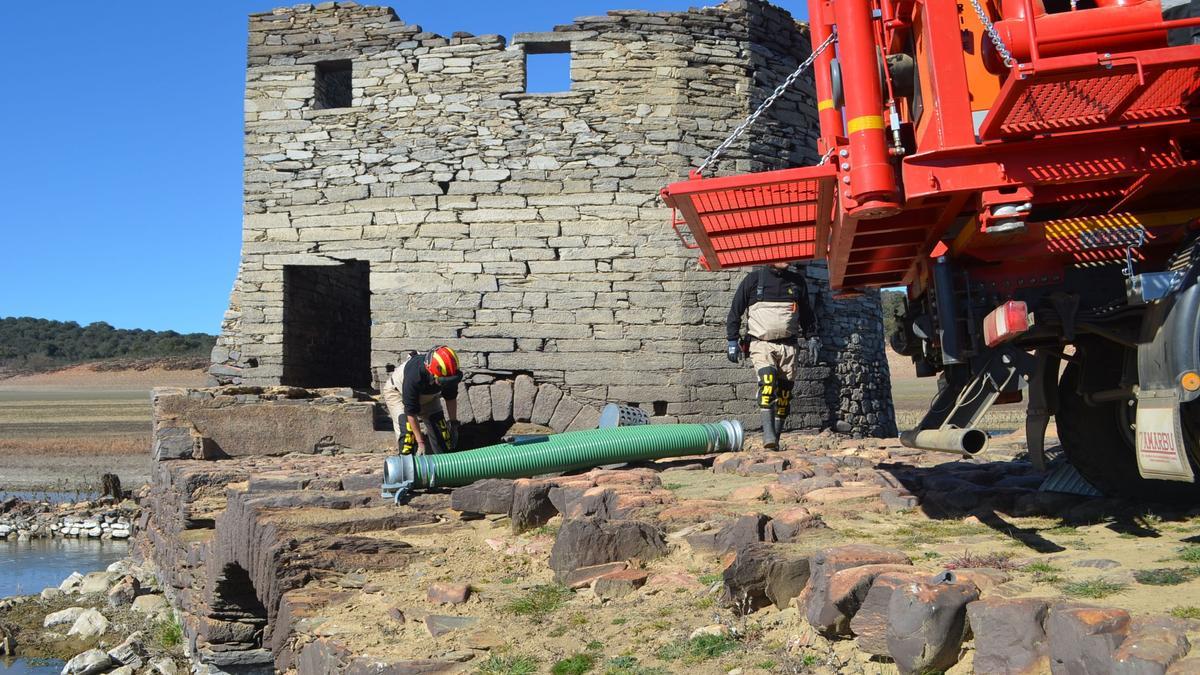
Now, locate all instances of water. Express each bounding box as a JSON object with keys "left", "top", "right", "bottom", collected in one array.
[
  {"left": 0, "top": 491, "right": 100, "bottom": 504},
  {"left": 0, "top": 538, "right": 129, "bottom": 598},
  {"left": 0, "top": 657, "right": 65, "bottom": 674}
]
